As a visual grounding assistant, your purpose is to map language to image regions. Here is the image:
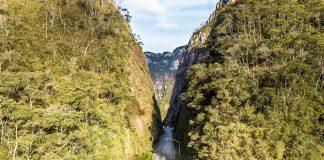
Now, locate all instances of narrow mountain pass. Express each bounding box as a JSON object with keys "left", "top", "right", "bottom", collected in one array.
[
  {"left": 147, "top": 0, "right": 324, "bottom": 159},
  {"left": 150, "top": 1, "right": 240, "bottom": 159},
  {"left": 145, "top": 47, "right": 186, "bottom": 159}
]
